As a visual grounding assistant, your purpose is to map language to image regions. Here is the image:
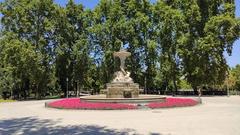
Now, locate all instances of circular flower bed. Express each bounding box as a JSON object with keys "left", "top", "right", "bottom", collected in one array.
[
  {"left": 46, "top": 98, "right": 137, "bottom": 110},
  {"left": 46, "top": 97, "right": 200, "bottom": 110},
  {"left": 147, "top": 97, "right": 199, "bottom": 109}
]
